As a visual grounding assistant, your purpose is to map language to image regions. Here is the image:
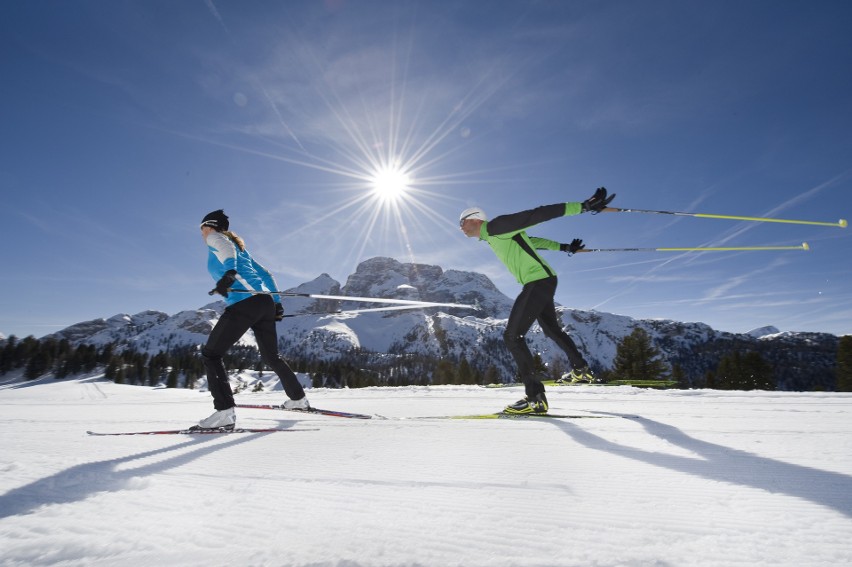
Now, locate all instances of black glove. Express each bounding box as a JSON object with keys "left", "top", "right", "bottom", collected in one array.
[
  {"left": 211, "top": 270, "right": 237, "bottom": 297},
  {"left": 274, "top": 302, "right": 285, "bottom": 322},
  {"left": 560, "top": 238, "right": 585, "bottom": 255},
  {"left": 581, "top": 187, "right": 616, "bottom": 213}
]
